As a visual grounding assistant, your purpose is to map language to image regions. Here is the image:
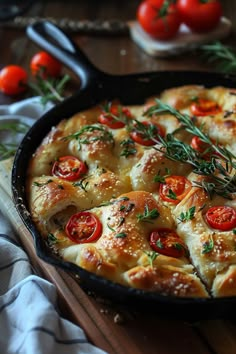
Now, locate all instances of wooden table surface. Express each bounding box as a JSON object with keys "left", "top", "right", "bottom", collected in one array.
[{"left": 1, "top": 1, "right": 236, "bottom": 353}]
